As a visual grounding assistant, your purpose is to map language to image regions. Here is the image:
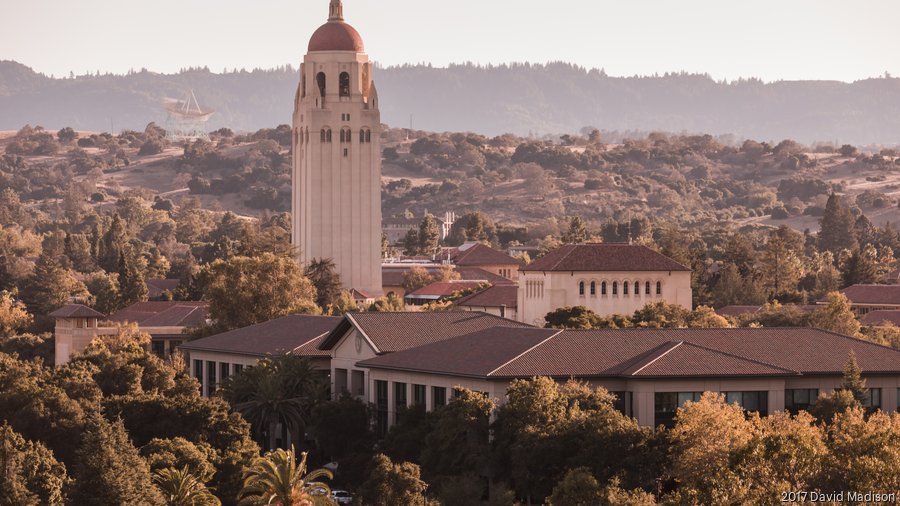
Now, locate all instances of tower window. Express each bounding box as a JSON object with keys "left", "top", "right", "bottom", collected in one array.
[
  {"left": 326, "top": 129, "right": 332, "bottom": 143},
  {"left": 656, "top": 282, "right": 662, "bottom": 295},
  {"left": 339, "top": 72, "right": 350, "bottom": 97},
  {"left": 359, "top": 129, "right": 365, "bottom": 143},
  {"left": 590, "top": 281, "right": 596, "bottom": 296},
  {"left": 634, "top": 281, "right": 640, "bottom": 295},
  {"left": 365, "top": 130, "right": 371, "bottom": 143},
  {"left": 578, "top": 281, "right": 585, "bottom": 296},
  {"left": 320, "top": 129, "right": 326, "bottom": 142},
  {"left": 646, "top": 281, "right": 651, "bottom": 295},
  {"left": 601, "top": 281, "right": 607, "bottom": 295},
  {"left": 623, "top": 281, "right": 629, "bottom": 296},
  {"left": 612, "top": 282, "right": 618, "bottom": 295},
  {"left": 340, "top": 129, "right": 345, "bottom": 143},
  {"left": 344, "top": 148, "right": 348, "bottom": 157},
  {"left": 302, "top": 73, "right": 306, "bottom": 98},
  {"left": 316, "top": 72, "right": 326, "bottom": 98}
]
